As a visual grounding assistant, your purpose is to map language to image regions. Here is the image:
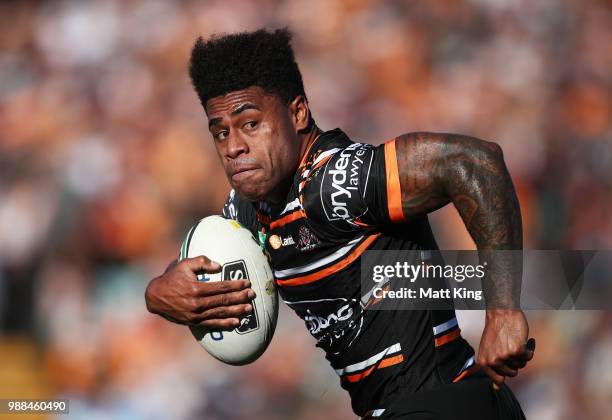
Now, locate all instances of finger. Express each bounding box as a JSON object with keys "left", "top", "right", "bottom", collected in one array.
[
  {"left": 505, "top": 357, "right": 527, "bottom": 370},
  {"left": 195, "top": 281, "right": 253, "bottom": 297},
  {"left": 197, "top": 317, "right": 241, "bottom": 331},
  {"left": 181, "top": 255, "right": 222, "bottom": 273},
  {"left": 481, "top": 366, "right": 505, "bottom": 388},
  {"left": 512, "top": 339, "right": 536, "bottom": 363},
  {"left": 199, "top": 303, "right": 253, "bottom": 320},
  {"left": 159, "top": 312, "right": 187, "bottom": 325},
  {"left": 493, "top": 363, "right": 518, "bottom": 378},
  {"left": 195, "top": 288, "right": 255, "bottom": 310},
  {"left": 522, "top": 349, "right": 535, "bottom": 361}
]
